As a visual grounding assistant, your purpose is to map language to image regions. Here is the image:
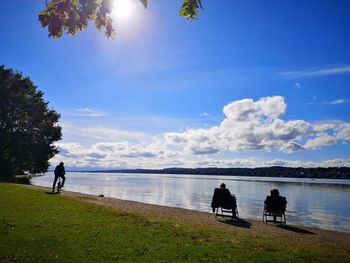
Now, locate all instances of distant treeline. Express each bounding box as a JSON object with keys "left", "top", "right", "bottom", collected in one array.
[{"left": 88, "top": 166, "right": 350, "bottom": 179}]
